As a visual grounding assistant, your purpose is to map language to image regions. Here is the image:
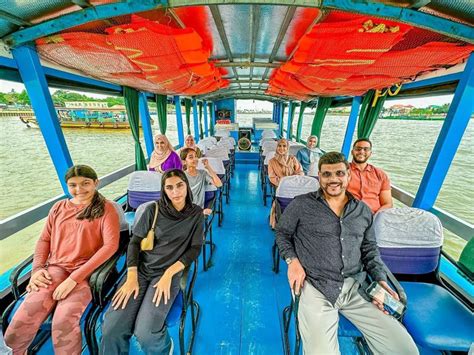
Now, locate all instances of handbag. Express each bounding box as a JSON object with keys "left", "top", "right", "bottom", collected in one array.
[{"left": 140, "top": 202, "right": 159, "bottom": 251}]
